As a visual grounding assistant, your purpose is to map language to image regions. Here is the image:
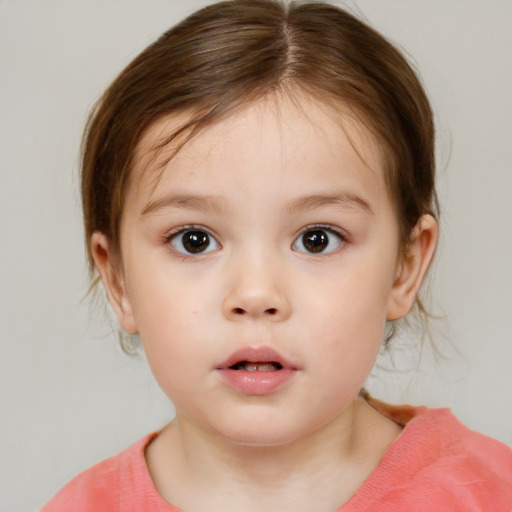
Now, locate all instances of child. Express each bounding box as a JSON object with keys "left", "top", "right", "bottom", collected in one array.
[{"left": 40, "top": 0, "right": 512, "bottom": 510}]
